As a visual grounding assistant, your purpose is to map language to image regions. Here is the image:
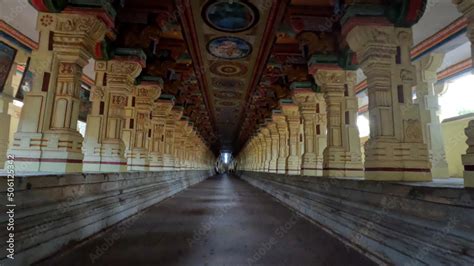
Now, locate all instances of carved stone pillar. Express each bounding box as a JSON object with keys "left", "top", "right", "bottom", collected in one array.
[
  {"left": 453, "top": 0, "right": 474, "bottom": 187},
  {"left": 174, "top": 118, "right": 188, "bottom": 170},
  {"left": 149, "top": 96, "right": 174, "bottom": 171},
  {"left": 7, "top": 12, "right": 108, "bottom": 172},
  {"left": 415, "top": 53, "right": 450, "bottom": 178},
  {"left": 345, "top": 24, "right": 431, "bottom": 181},
  {"left": 123, "top": 81, "right": 161, "bottom": 171},
  {"left": 267, "top": 120, "right": 280, "bottom": 173},
  {"left": 273, "top": 110, "right": 289, "bottom": 174},
  {"left": 261, "top": 125, "right": 272, "bottom": 172},
  {"left": 314, "top": 69, "right": 363, "bottom": 177},
  {"left": 292, "top": 85, "right": 327, "bottom": 176},
  {"left": 258, "top": 131, "right": 267, "bottom": 171},
  {"left": 163, "top": 106, "right": 183, "bottom": 170},
  {"left": 281, "top": 100, "right": 301, "bottom": 175},
  {"left": 83, "top": 59, "right": 143, "bottom": 172}
]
